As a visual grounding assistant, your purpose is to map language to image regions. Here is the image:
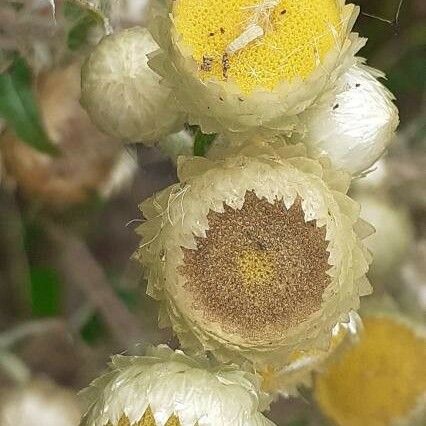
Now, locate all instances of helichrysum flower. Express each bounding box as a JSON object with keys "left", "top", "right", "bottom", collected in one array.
[
  {"left": 81, "top": 27, "right": 184, "bottom": 144},
  {"left": 148, "top": 0, "right": 364, "bottom": 137},
  {"left": 79, "top": 345, "right": 274, "bottom": 426},
  {"left": 0, "top": 379, "right": 81, "bottom": 426},
  {"left": 295, "top": 63, "right": 399, "bottom": 176},
  {"left": 135, "top": 141, "right": 372, "bottom": 366},
  {"left": 314, "top": 314, "right": 426, "bottom": 426}
]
